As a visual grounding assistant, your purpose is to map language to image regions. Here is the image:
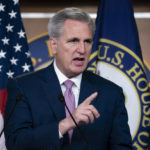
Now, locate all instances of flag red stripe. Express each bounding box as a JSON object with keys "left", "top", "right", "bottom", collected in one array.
[{"left": 0, "top": 89, "right": 7, "bottom": 118}]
